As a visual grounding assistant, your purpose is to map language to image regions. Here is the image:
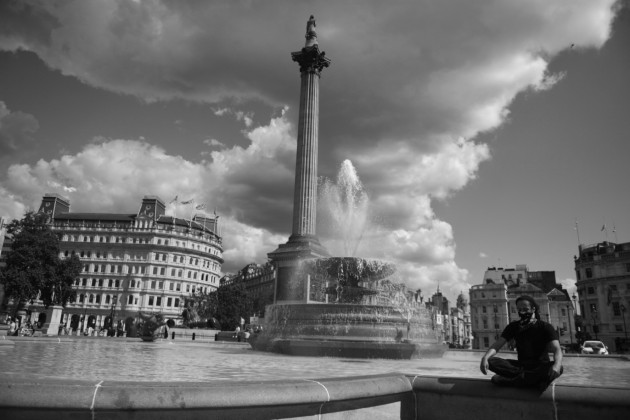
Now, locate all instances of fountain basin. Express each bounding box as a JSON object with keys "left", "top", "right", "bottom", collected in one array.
[{"left": 250, "top": 302, "right": 446, "bottom": 359}]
